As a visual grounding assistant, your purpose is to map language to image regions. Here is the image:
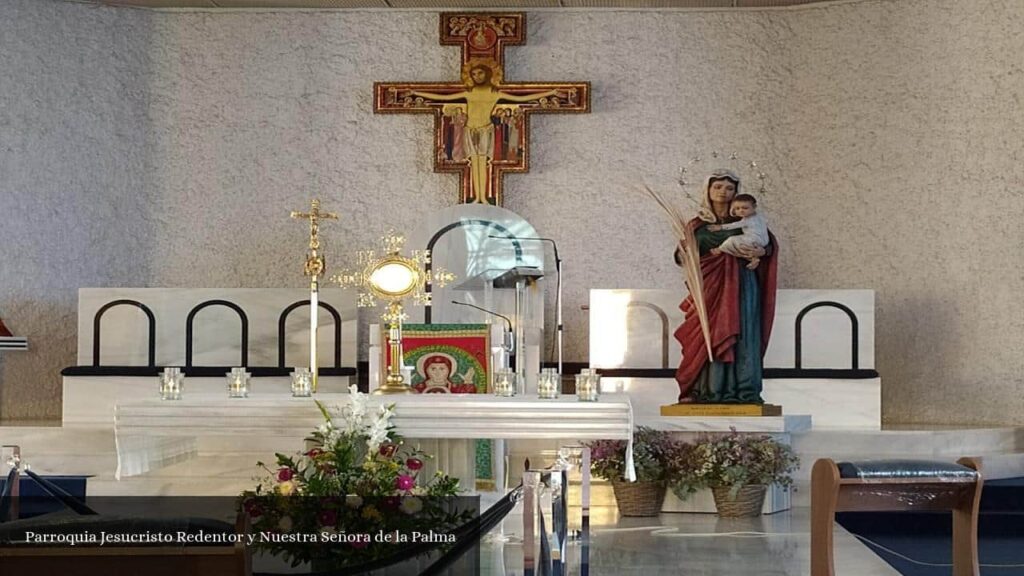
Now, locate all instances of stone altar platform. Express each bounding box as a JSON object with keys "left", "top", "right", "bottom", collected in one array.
[
  {"left": 112, "top": 393, "right": 634, "bottom": 490},
  {"left": 607, "top": 377, "right": 878, "bottom": 430}
]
